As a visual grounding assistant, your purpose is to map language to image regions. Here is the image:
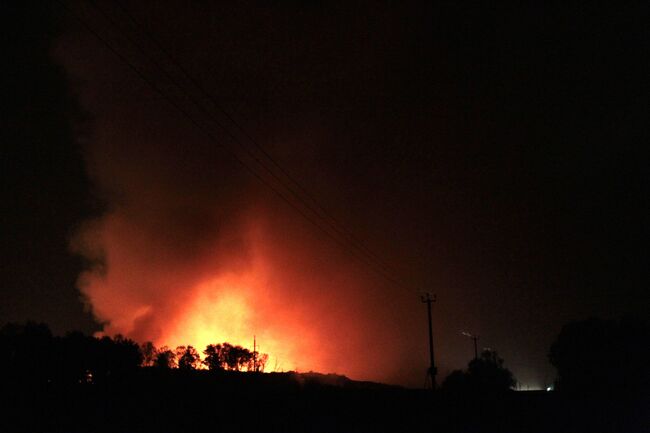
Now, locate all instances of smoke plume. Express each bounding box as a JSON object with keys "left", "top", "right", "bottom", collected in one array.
[{"left": 57, "top": 2, "right": 442, "bottom": 386}]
